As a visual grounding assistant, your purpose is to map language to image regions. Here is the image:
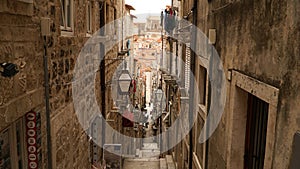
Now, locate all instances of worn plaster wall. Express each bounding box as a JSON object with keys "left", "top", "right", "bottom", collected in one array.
[
  {"left": 204, "top": 0, "right": 300, "bottom": 169},
  {"left": 172, "top": 0, "right": 299, "bottom": 169}
]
